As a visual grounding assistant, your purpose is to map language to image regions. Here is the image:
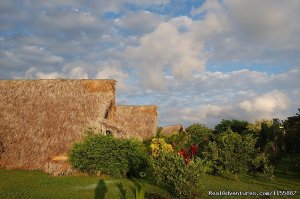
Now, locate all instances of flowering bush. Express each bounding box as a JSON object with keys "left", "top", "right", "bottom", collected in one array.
[
  {"left": 178, "top": 144, "right": 199, "bottom": 165},
  {"left": 150, "top": 143, "right": 206, "bottom": 199},
  {"left": 150, "top": 152, "right": 206, "bottom": 199},
  {"left": 150, "top": 138, "right": 173, "bottom": 157}
]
